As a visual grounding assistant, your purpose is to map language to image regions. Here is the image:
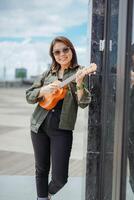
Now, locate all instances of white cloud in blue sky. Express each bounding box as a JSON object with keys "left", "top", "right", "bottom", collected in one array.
[{"left": 0, "top": 0, "right": 89, "bottom": 80}]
